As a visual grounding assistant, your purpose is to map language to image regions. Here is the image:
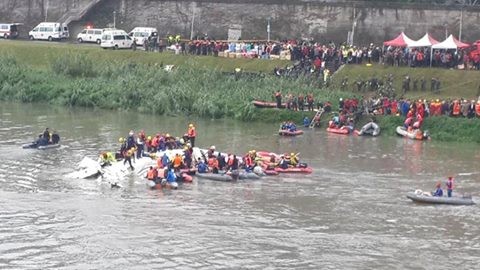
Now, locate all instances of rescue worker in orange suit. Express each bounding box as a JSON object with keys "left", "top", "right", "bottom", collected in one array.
[
  {"left": 146, "top": 166, "right": 159, "bottom": 184},
  {"left": 187, "top": 123, "right": 196, "bottom": 147},
  {"left": 172, "top": 153, "right": 183, "bottom": 171}
]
